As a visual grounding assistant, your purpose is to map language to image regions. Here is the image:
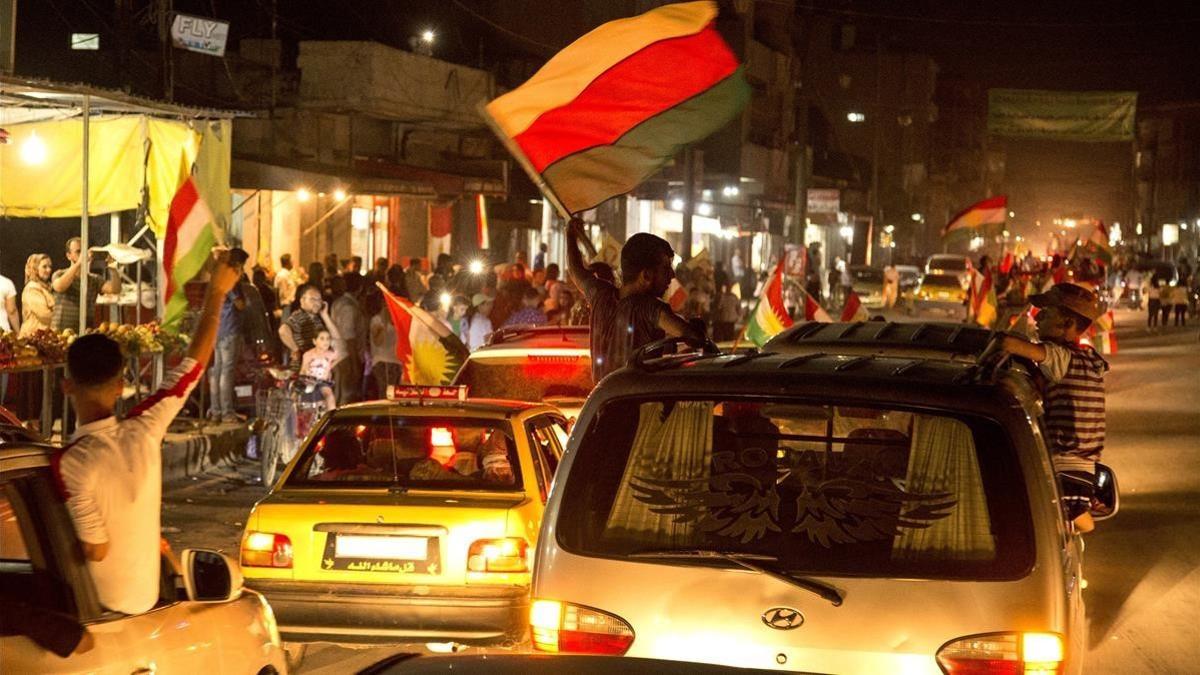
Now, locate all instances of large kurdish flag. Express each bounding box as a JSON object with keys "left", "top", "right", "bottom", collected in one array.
[
  {"left": 744, "top": 262, "right": 793, "bottom": 347},
  {"left": 379, "top": 284, "right": 469, "bottom": 386},
  {"left": 943, "top": 195, "right": 1008, "bottom": 237},
  {"left": 162, "top": 175, "right": 217, "bottom": 331},
  {"left": 483, "top": 1, "right": 750, "bottom": 214}
]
